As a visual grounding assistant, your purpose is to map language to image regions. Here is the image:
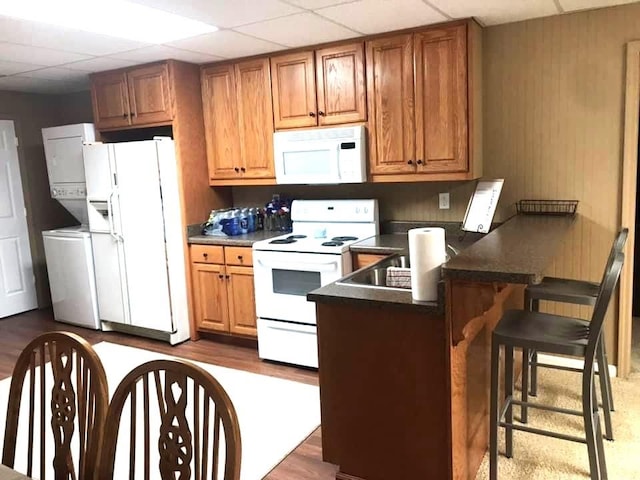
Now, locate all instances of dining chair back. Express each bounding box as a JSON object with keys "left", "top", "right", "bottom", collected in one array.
[
  {"left": 96, "top": 359, "right": 241, "bottom": 480},
  {"left": 2, "top": 332, "right": 109, "bottom": 480}
]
